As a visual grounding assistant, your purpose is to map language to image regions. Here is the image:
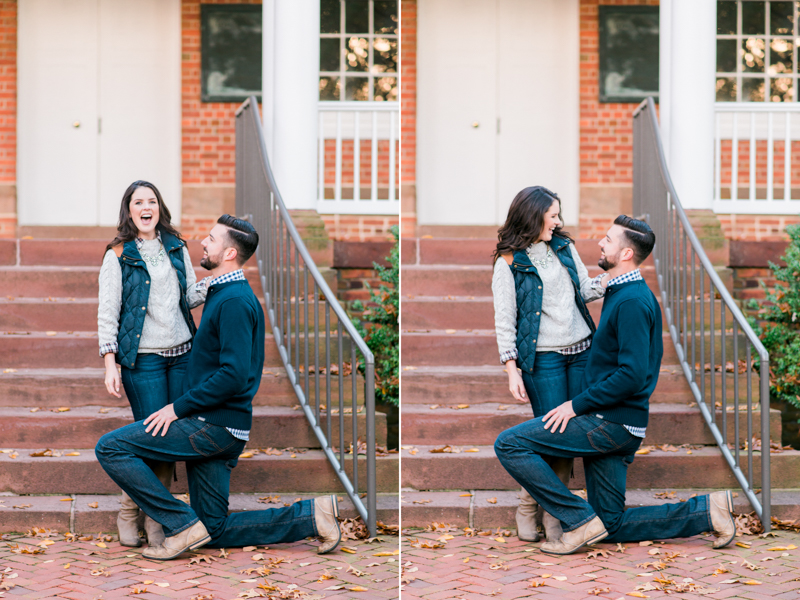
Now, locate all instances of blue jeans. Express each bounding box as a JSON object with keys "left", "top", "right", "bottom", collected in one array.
[
  {"left": 121, "top": 352, "right": 190, "bottom": 422},
  {"left": 494, "top": 414, "right": 713, "bottom": 542},
  {"left": 96, "top": 417, "right": 318, "bottom": 547},
  {"left": 524, "top": 350, "right": 589, "bottom": 417}
]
